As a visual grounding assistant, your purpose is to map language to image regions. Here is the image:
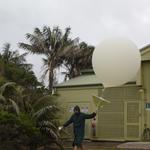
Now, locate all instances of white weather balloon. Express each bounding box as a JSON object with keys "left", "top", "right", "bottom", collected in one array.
[{"left": 92, "top": 38, "right": 141, "bottom": 88}]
